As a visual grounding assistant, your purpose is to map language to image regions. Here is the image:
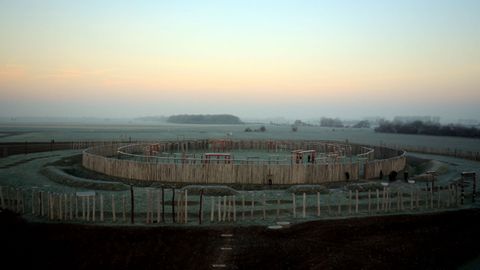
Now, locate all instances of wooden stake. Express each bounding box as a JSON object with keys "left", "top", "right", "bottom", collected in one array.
[
  {"left": 242, "top": 194, "right": 245, "bottom": 221},
  {"left": 184, "top": 190, "right": 188, "bottom": 224},
  {"left": 100, "top": 194, "right": 104, "bottom": 222},
  {"left": 233, "top": 195, "right": 236, "bottom": 222},
  {"left": 292, "top": 193, "right": 296, "bottom": 218},
  {"left": 162, "top": 186, "right": 165, "bottom": 222},
  {"left": 210, "top": 196, "right": 214, "bottom": 222},
  {"left": 218, "top": 196, "right": 222, "bottom": 222},
  {"left": 251, "top": 193, "right": 255, "bottom": 219},
  {"left": 82, "top": 196, "right": 85, "bottom": 220},
  {"left": 349, "top": 190, "right": 352, "bottom": 214},
  {"left": 112, "top": 194, "right": 116, "bottom": 222},
  {"left": 122, "top": 194, "right": 126, "bottom": 222},
  {"left": 355, "top": 190, "right": 359, "bottom": 213},
  {"left": 157, "top": 189, "right": 161, "bottom": 224},
  {"left": 222, "top": 196, "right": 227, "bottom": 222},
  {"left": 263, "top": 193, "right": 266, "bottom": 220},
  {"left": 31, "top": 190, "right": 35, "bottom": 215},
  {"left": 368, "top": 190, "right": 371, "bottom": 213},
  {"left": 86, "top": 195, "right": 90, "bottom": 221},
  {"left": 92, "top": 194, "right": 96, "bottom": 222},
  {"left": 199, "top": 190, "right": 204, "bottom": 224},
  {"left": 302, "top": 193, "right": 306, "bottom": 218},
  {"left": 317, "top": 192, "right": 320, "bottom": 217}
]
